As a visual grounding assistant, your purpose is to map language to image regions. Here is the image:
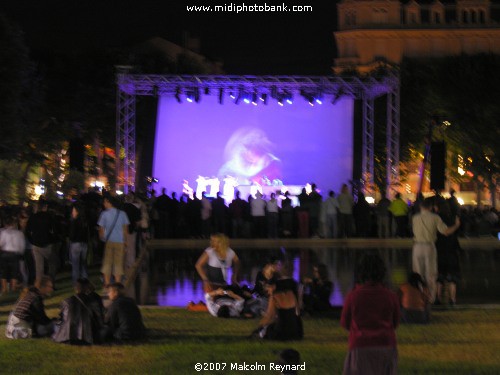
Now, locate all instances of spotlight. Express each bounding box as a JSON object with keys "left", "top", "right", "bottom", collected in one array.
[
  {"left": 260, "top": 93, "right": 268, "bottom": 105},
  {"left": 315, "top": 98, "right": 323, "bottom": 105},
  {"left": 284, "top": 91, "right": 293, "bottom": 104},
  {"left": 252, "top": 92, "right": 258, "bottom": 105},
  {"left": 175, "top": 87, "right": 182, "bottom": 103},
  {"left": 229, "top": 92, "right": 235, "bottom": 99},
  {"left": 278, "top": 96, "right": 284, "bottom": 106},
  {"left": 243, "top": 97, "right": 250, "bottom": 104},
  {"left": 186, "top": 92, "right": 194, "bottom": 103}
]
